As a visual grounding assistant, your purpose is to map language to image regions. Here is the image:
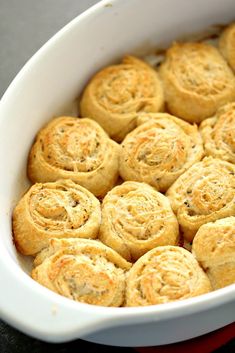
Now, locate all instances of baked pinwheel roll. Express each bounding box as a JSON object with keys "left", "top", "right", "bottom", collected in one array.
[
  {"left": 192, "top": 217, "right": 235, "bottom": 290},
  {"left": 32, "top": 238, "right": 131, "bottom": 306},
  {"left": 28, "top": 117, "right": 120, "bottom": 197},
  {"left": 166, "top": 157, "right": 235, "bottom": 241},
  {"left": 126, "top": 246, "right": 211, "bottom": 306},
  {"left": 99, "top": 181, "right": 179, "bottom": 261},
  {"left": 13, "top": 180, "right": 101, "bottom": 255},
  {"left": 219, "top": 23, "right": 235, "bottom": 72},
  {"left": 119, "top": 113, "right": 204, "bottom": 192},
  {"left": 159, "top": 42, "right": 235, "bottom": 123},
  {"left": 80, "top": 55, "right": 164, "bottom": 141},
  {"left": 200, "top": 103, "right": 235, "bottom": 163}
]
